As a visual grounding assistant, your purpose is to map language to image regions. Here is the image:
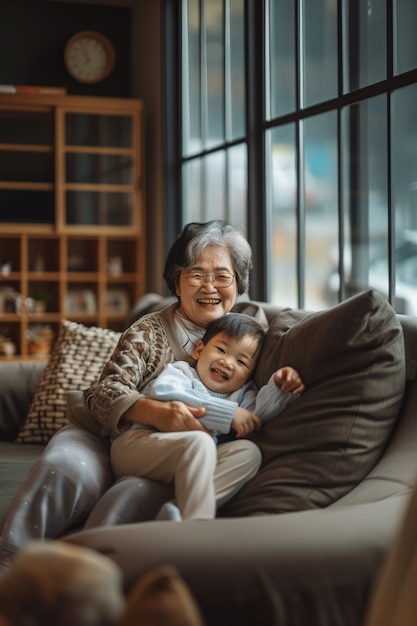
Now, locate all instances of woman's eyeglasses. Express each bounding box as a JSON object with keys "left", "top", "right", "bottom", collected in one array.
[{"left": 183, "top": 272, "right": 236, "bottom": 288}]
